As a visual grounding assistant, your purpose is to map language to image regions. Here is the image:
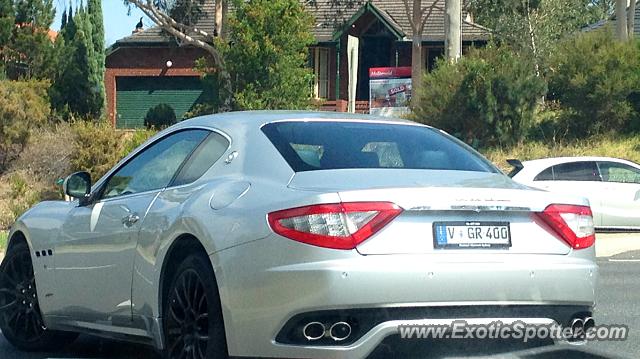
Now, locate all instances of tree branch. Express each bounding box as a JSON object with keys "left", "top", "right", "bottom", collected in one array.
[
  {"left": 402, "top": 0, "right": 418, "bottom": 31},
  {"left": 125, "top": 0, "right": 232, "bottom": 111},
  {"left": 419, "top": 0, "right": 441, "bottom": 34}
]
